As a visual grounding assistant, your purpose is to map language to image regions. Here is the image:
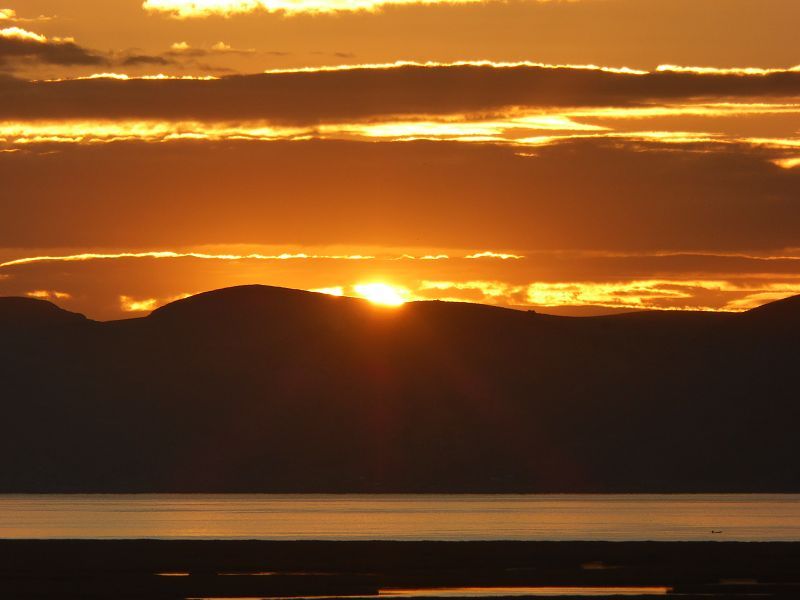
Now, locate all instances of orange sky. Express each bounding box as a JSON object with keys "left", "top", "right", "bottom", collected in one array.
[{"left": 1, "top": 0, "right": 799, "bottom": 319}]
